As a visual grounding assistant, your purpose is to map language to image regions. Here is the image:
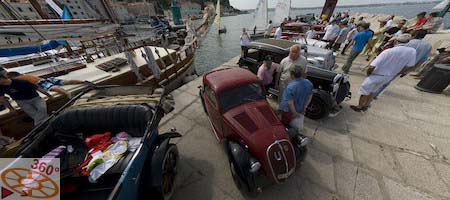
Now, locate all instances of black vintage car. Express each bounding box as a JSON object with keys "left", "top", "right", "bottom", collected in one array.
[{"left": 238, "top": 39, "right": 351, "bottom": 119}]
